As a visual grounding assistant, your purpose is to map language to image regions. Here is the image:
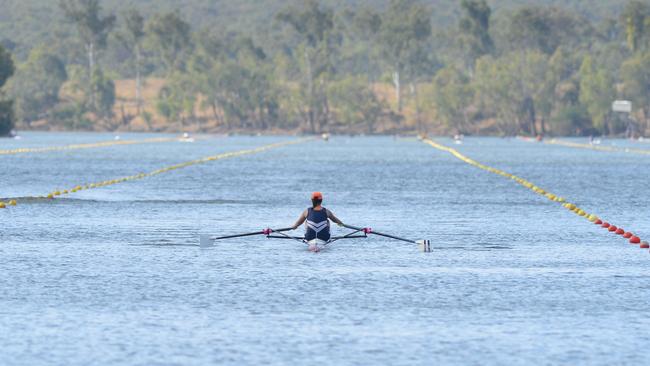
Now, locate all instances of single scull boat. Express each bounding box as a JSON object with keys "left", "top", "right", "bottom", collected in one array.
[{"left": 200, "top": 224, "right": 431, "bottom": 252}]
